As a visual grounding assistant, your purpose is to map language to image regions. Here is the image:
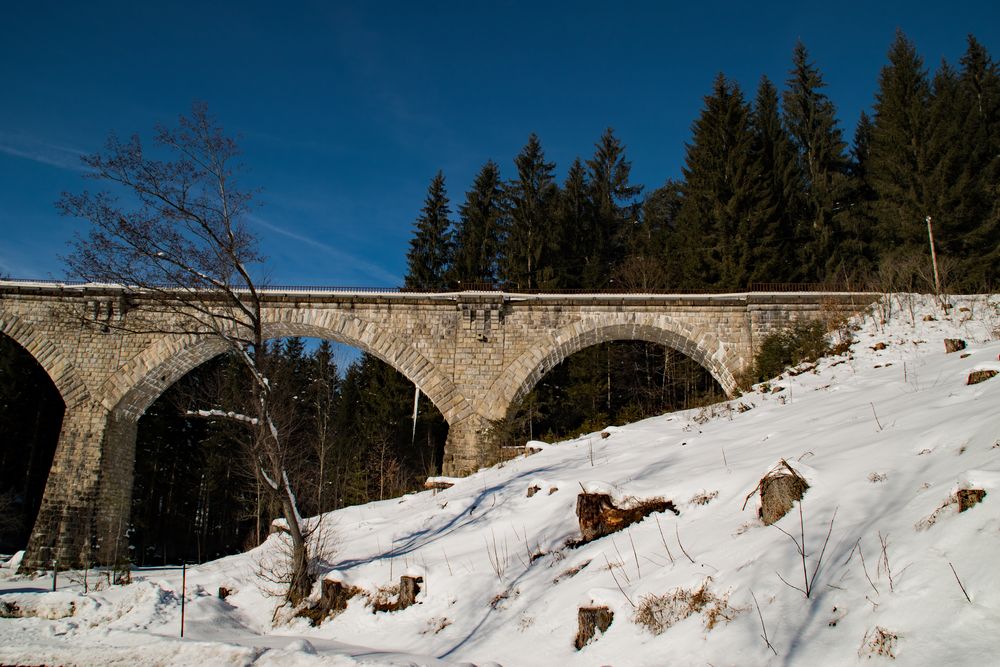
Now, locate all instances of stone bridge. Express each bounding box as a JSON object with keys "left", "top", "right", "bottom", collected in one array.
[{"left": 0, "top": 280, "right": 873, "bottom": 569}]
